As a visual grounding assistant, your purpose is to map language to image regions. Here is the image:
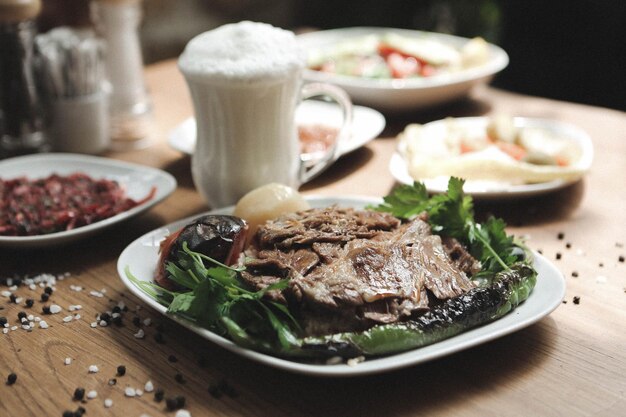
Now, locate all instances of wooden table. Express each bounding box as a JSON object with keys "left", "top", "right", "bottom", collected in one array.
[{"left": 1, "top": 59, "right": 625, "bottom": 417}]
